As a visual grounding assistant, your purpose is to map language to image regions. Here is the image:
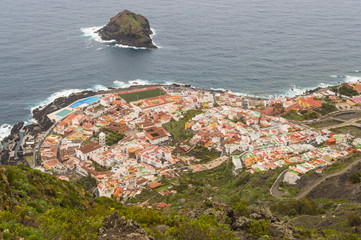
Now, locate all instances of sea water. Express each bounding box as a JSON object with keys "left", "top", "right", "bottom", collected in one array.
[{"left": 1, "top": 0, "right": 361, "bottom": 140}]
